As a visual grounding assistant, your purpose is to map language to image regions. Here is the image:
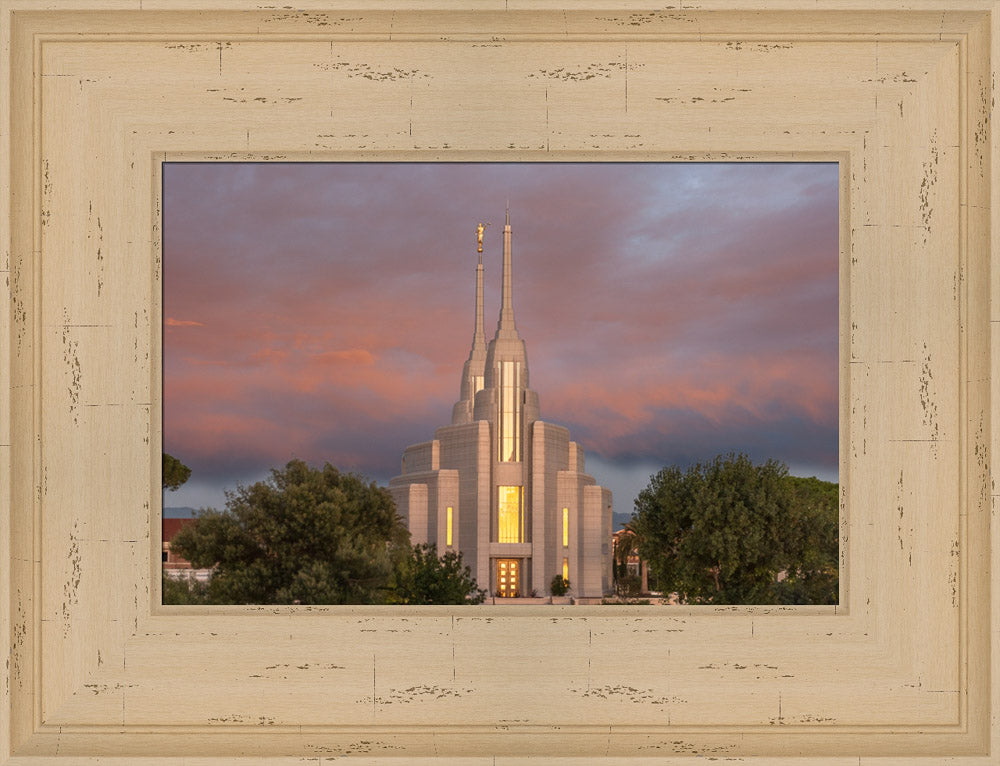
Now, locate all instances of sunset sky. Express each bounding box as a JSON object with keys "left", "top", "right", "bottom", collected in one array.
[{"left": 162, "top": 162, "right": 839, "bottom": 519}]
